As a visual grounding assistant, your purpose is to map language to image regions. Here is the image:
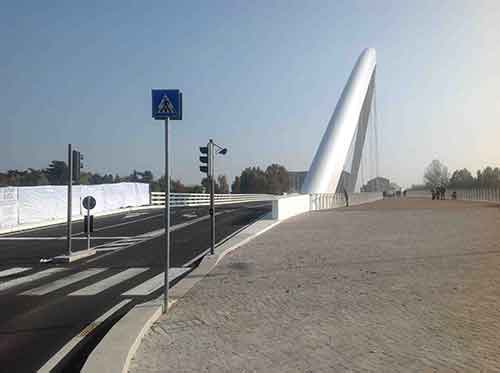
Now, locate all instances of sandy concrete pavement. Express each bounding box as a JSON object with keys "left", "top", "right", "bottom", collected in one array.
[{"left": 130, "top": 198, "right": 500, "bottom": 372}]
